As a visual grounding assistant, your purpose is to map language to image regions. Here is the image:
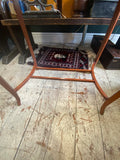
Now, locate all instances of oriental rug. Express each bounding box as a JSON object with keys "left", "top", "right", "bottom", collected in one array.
[{"left": 28, "top": 46, "right": 88, "bottom": 69}]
